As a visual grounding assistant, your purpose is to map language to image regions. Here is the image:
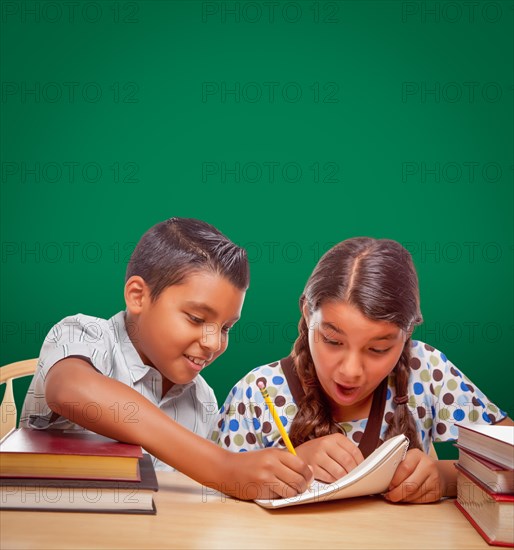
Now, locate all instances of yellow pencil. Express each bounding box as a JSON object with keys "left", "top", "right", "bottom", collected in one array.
[{"left": 257, "top": 381, "right": 297, "bottom": 456}]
